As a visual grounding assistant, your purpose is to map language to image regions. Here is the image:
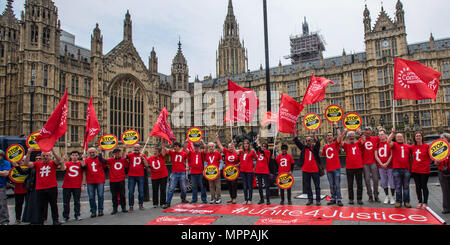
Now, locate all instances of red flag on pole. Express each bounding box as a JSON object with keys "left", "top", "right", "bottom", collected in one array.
[
  {"left": 35, "top": 89, "right": 68, "bottom": 152},
  {"left": 278, "top": 94, "right": 304, "bottom": 134},
  {"left": 227, "top": 79, "right": 259, "bottom": 123},
  {"left": 301, "top": 73, "right": 336, "bottom": 106},
  {"left": 83, "top": 96, "right": 100, "bottom": 152},
  {"left": 150, "top": 107, "right": 176, "bottom": 145},
  {"left": 394, "top": 58, "right": 441, "bottom": 101}
]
